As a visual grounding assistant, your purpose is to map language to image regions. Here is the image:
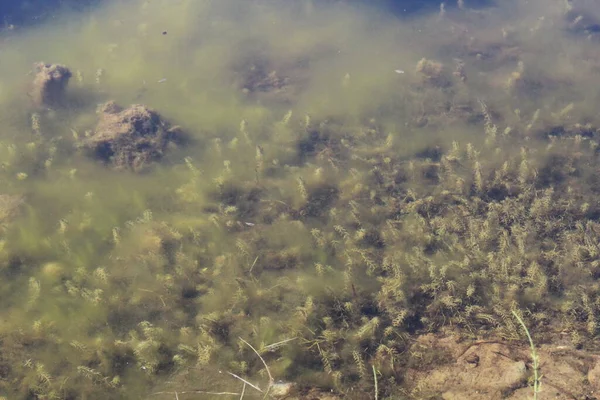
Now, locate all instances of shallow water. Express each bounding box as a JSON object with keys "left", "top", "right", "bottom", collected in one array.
[{"left": 1, "top": 0, "right": 600, "bottom": 398}]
